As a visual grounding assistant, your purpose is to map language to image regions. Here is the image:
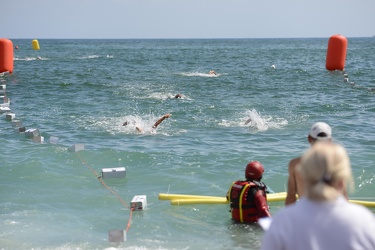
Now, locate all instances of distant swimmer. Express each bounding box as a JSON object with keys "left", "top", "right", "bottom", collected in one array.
[
  {"left": 174, "top": 93, "right": 183, "bottom": 99},
  {"left": 36, "top": 56, "right": 42, "bottom": 60},
  {"left": 209, "top": 70, "right": 217, "bottom": 75},
  {"left": 122, "top": 121, "right": 132, "bottom": 126},
  {"left": 123, "top": 113, "right": 171, "bottom": 133}
]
